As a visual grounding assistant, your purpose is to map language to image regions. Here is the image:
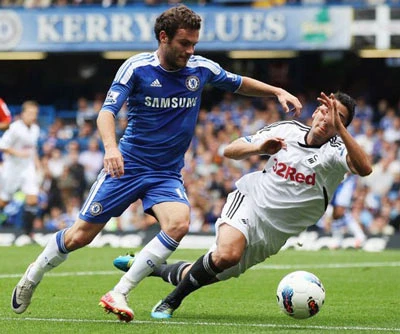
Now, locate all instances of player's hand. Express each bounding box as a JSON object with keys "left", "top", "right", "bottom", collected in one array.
[
  {"left": 104, "top": 147, "right": 124, "bottom": 178},
  {"left": 259, "top": 137, "right": 287, "bottom": 155},
  {"left": 276, "top": 89, "right": 302, "bottom": 117},
  {"left": 317, "top": 92, "right": 343, "bottom": 131}
]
